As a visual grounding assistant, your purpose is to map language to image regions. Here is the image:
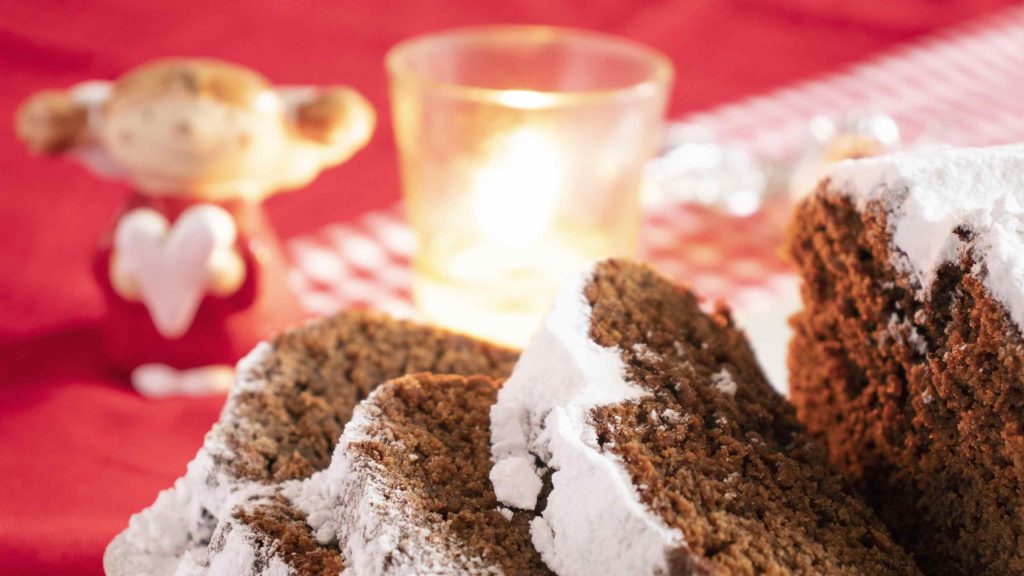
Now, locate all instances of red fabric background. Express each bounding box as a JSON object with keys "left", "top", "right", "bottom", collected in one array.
[{"left": 0, "top": 1, "right": 1019, "bottom": 574}]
